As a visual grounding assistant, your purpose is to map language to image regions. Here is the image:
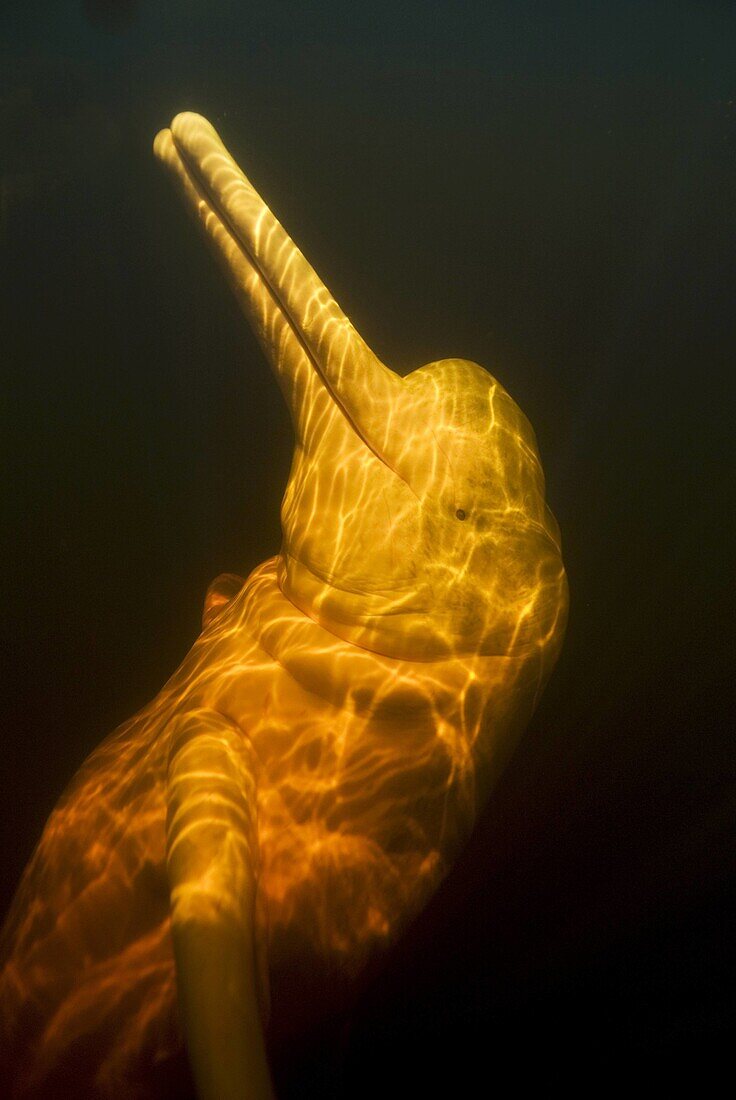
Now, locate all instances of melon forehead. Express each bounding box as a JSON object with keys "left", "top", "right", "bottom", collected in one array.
[
  {"left": 406, "top": 358, "right": 539, "bottom": 463},
  {"left": 406, "top": 357, "right": 491, "bottom": 397}
]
